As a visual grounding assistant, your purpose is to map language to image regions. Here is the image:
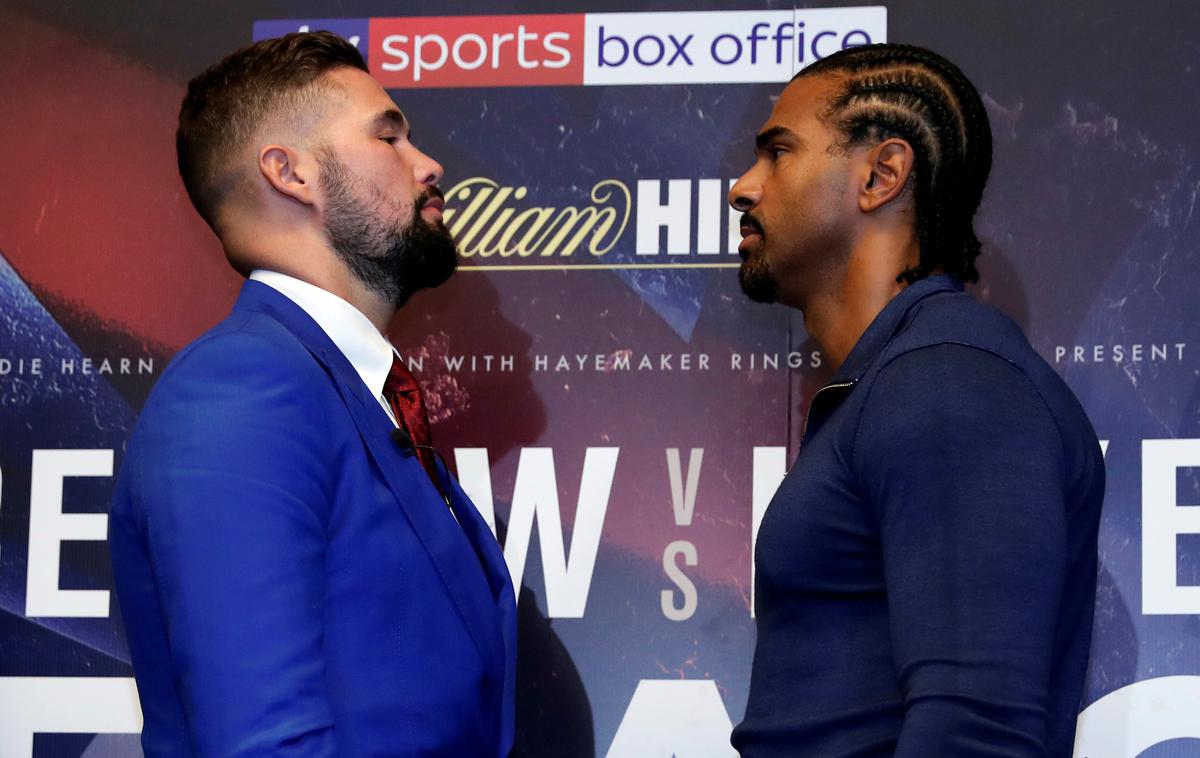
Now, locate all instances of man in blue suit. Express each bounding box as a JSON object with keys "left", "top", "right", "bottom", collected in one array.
[{"left": 109, "top": 31, "right": 517, "bottom": 756}]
